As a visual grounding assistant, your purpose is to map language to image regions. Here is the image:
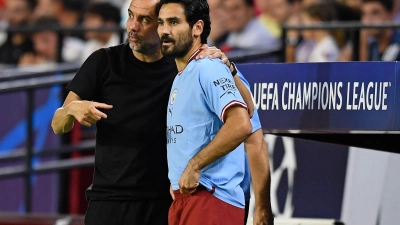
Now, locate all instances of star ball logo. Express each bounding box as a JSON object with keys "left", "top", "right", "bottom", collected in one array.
[
  {"left": 266, "top": 134, "right": 296, "bottom": 217},
  {"left": 170, "top": 89, "right": 178, "bottom": 105}
]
